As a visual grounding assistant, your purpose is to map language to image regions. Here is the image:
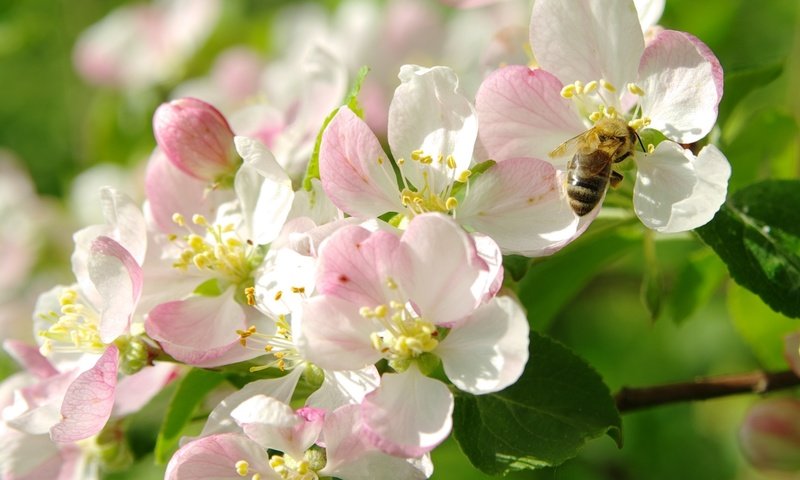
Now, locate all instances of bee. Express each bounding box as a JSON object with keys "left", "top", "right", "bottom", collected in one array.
[{"left": 549, "top": 117, "right": 645, "bottom": 216}]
